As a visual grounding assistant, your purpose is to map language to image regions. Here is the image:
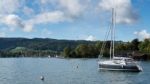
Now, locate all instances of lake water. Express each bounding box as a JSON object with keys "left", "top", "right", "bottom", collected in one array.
[{"left": 0, "top": 58, "right": 150, "bottom": 84}]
